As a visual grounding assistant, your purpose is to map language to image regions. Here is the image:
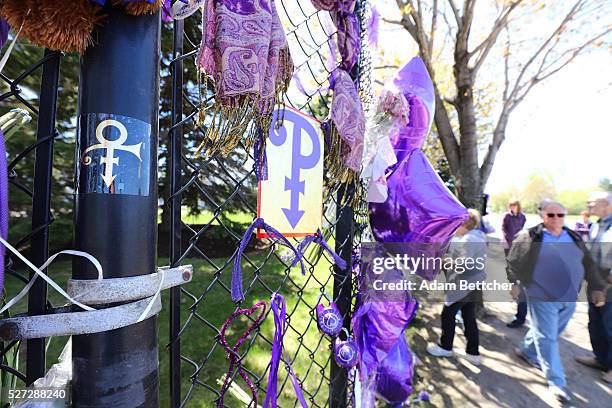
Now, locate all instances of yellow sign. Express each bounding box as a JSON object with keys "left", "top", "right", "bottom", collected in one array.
[{"left": 258, "top": 107, "right": 324, "bottom": 237}]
